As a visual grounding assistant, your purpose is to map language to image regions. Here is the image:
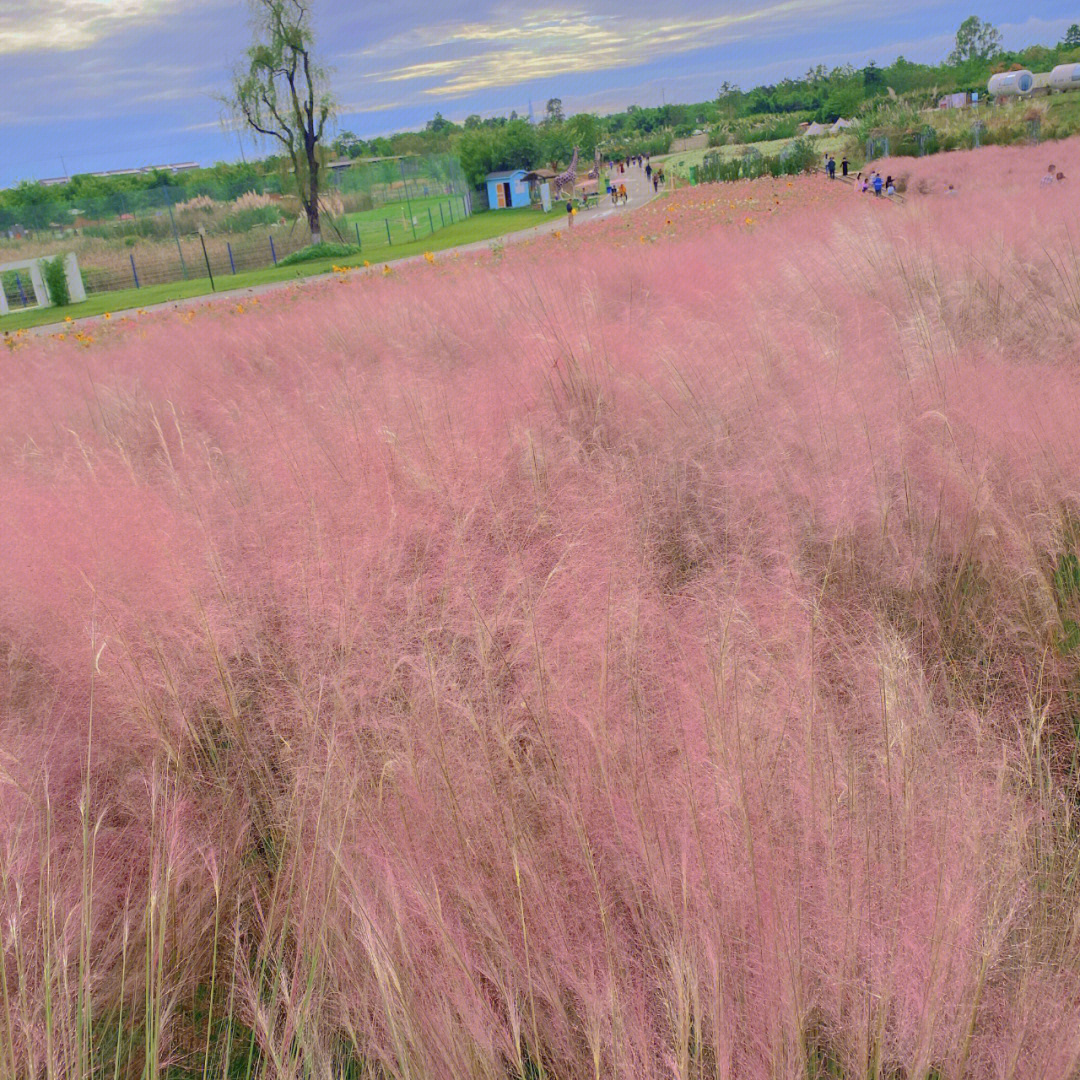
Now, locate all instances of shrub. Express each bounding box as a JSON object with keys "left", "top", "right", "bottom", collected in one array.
[
  {"left": 41, "top": 255, "right": 69, "bottom": 306},
  {"left": 276, "top": 241, "right": 361, "bottom": 267},
  {"left": 220, "top": 205, "right": 283, "bottom": 233}
]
